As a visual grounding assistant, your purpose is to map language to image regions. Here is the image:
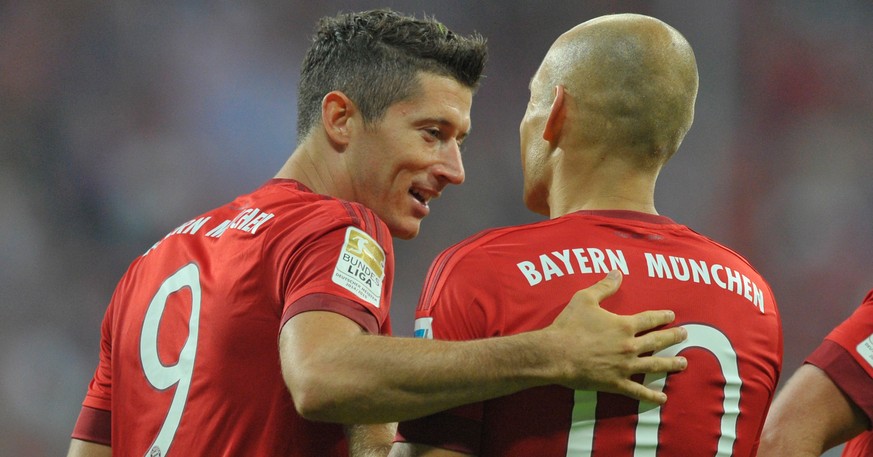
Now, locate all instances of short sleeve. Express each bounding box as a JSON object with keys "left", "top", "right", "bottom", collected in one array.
[
  {"left": 823, "top": 292, "right": 873, "bottom": 379},
  {"left": 806, "top": 291, "right": 873, "bottom": 425},
  {"left": 73, "top": 292, "right": 117, "bottom": 444},
  {"left": 271, "top": 203, "right": 395, "bottom": 335}
]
